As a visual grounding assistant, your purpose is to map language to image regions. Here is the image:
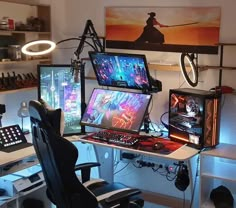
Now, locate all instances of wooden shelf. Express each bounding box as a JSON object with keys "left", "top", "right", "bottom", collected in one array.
[
  {"left": 0, "top": 58, "right": 51, "bottom": 65},
  {"left": 0, "top": 86, "right": 36, "bottom": 94},
  {"left": 199, "top": 65, "right": 236, "bottom": 71},
  {"left": 148, "top": 63, "right": 236, "bottom": 72},
  {"left": 0, "top": 0, "right": 40, "bottom": 6},
  {"left": 217, "top": 43, "right": 236, "bottom": 46},
  {"left": 0, "top": 30, "right": 50, "bottom": 35},
  {"left": 148, "top": 63, "right": 181, "bottom": 71}
]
